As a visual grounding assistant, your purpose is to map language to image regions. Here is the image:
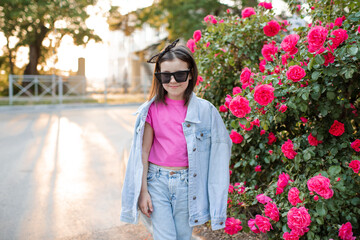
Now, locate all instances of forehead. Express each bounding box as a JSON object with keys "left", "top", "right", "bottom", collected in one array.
[{"left": 160, "top": 58, "right": 189, "bottom": 72}]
